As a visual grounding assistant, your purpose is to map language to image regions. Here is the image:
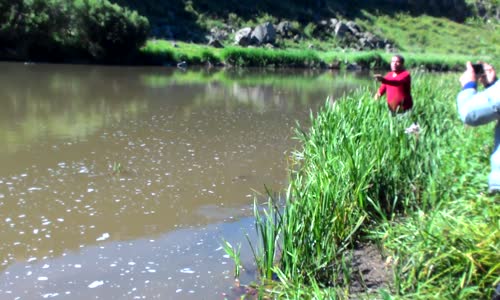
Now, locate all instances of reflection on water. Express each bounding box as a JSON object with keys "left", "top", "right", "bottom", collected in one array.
[{"left": 0, "top": 62, "right": 371, "bottom": 299}]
